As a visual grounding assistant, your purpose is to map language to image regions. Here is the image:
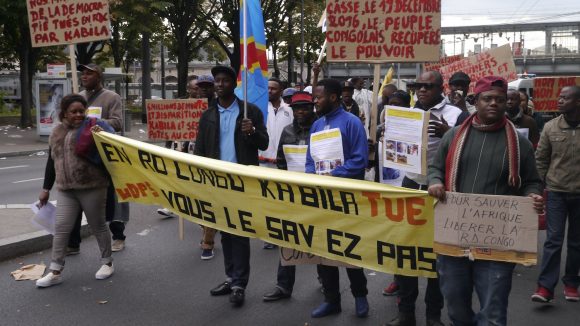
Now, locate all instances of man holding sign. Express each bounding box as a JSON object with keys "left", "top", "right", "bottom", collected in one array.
[
  {"left": 306, "top": 79, "right": 369, "bottom": 318},
  {"left": 428, "top": 76, "right": 543, "bottom": 326}
]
